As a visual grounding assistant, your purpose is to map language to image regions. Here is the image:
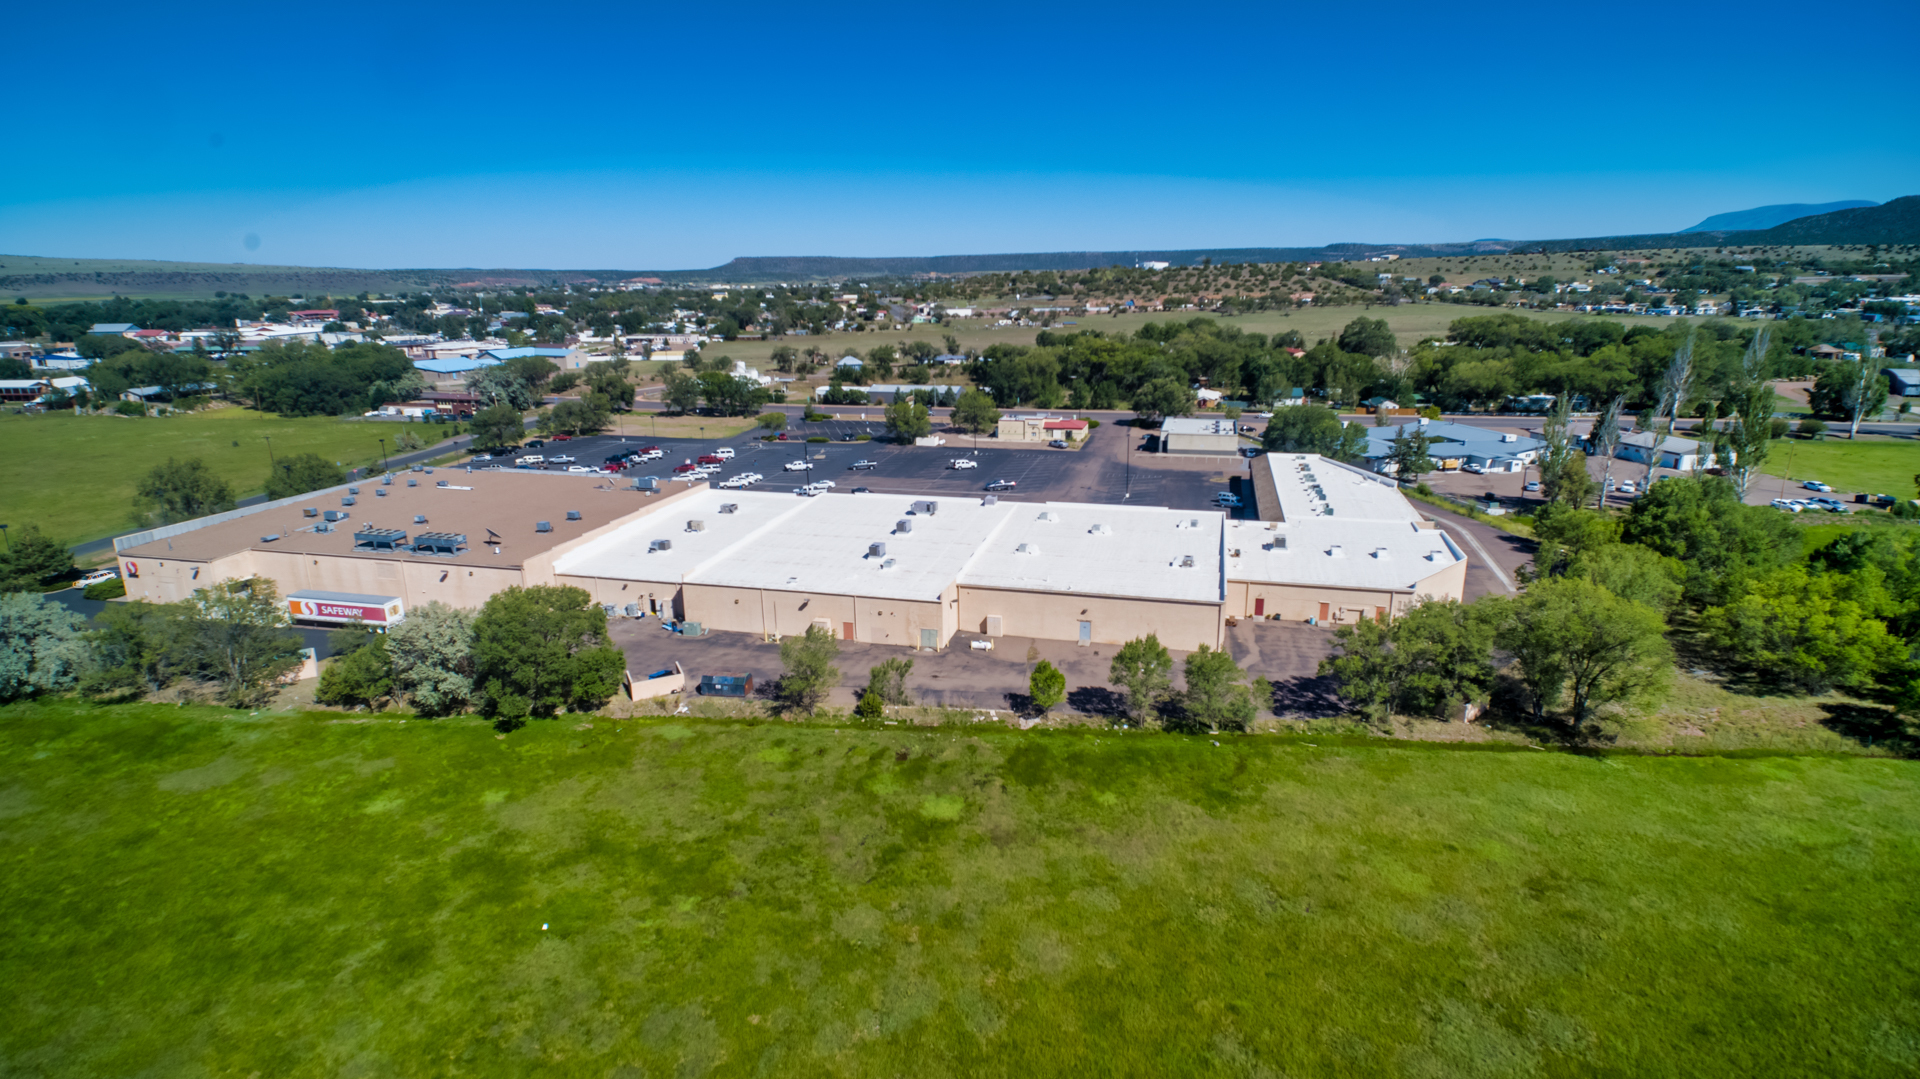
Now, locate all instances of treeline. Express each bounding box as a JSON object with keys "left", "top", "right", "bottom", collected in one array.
[{"left": 0, "top": 581, "right": 623, "bottom": 727}]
